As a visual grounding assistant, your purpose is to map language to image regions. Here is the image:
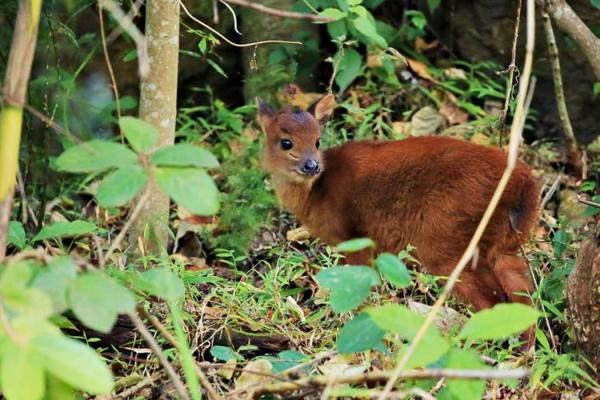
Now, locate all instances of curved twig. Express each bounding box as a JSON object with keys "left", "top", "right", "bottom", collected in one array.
[{"left": 221, "top": 0, "right": 333, "bottom": 22}]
